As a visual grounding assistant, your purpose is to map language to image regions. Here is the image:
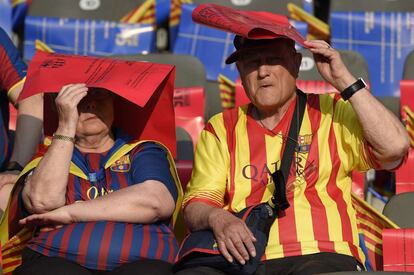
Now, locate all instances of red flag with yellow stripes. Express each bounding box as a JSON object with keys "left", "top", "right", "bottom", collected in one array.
[
  {"left": 120, "top": 0, "right": 156, "bottom": 25},
  {"left": 218, "top": 74, "right": 236, "bottom": 109},
  {"left": 351, "top": 193, "right": 399, "bottom": 271},
  {"left": 402, "top": 106, "right": 414, "bottom": 148}
]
